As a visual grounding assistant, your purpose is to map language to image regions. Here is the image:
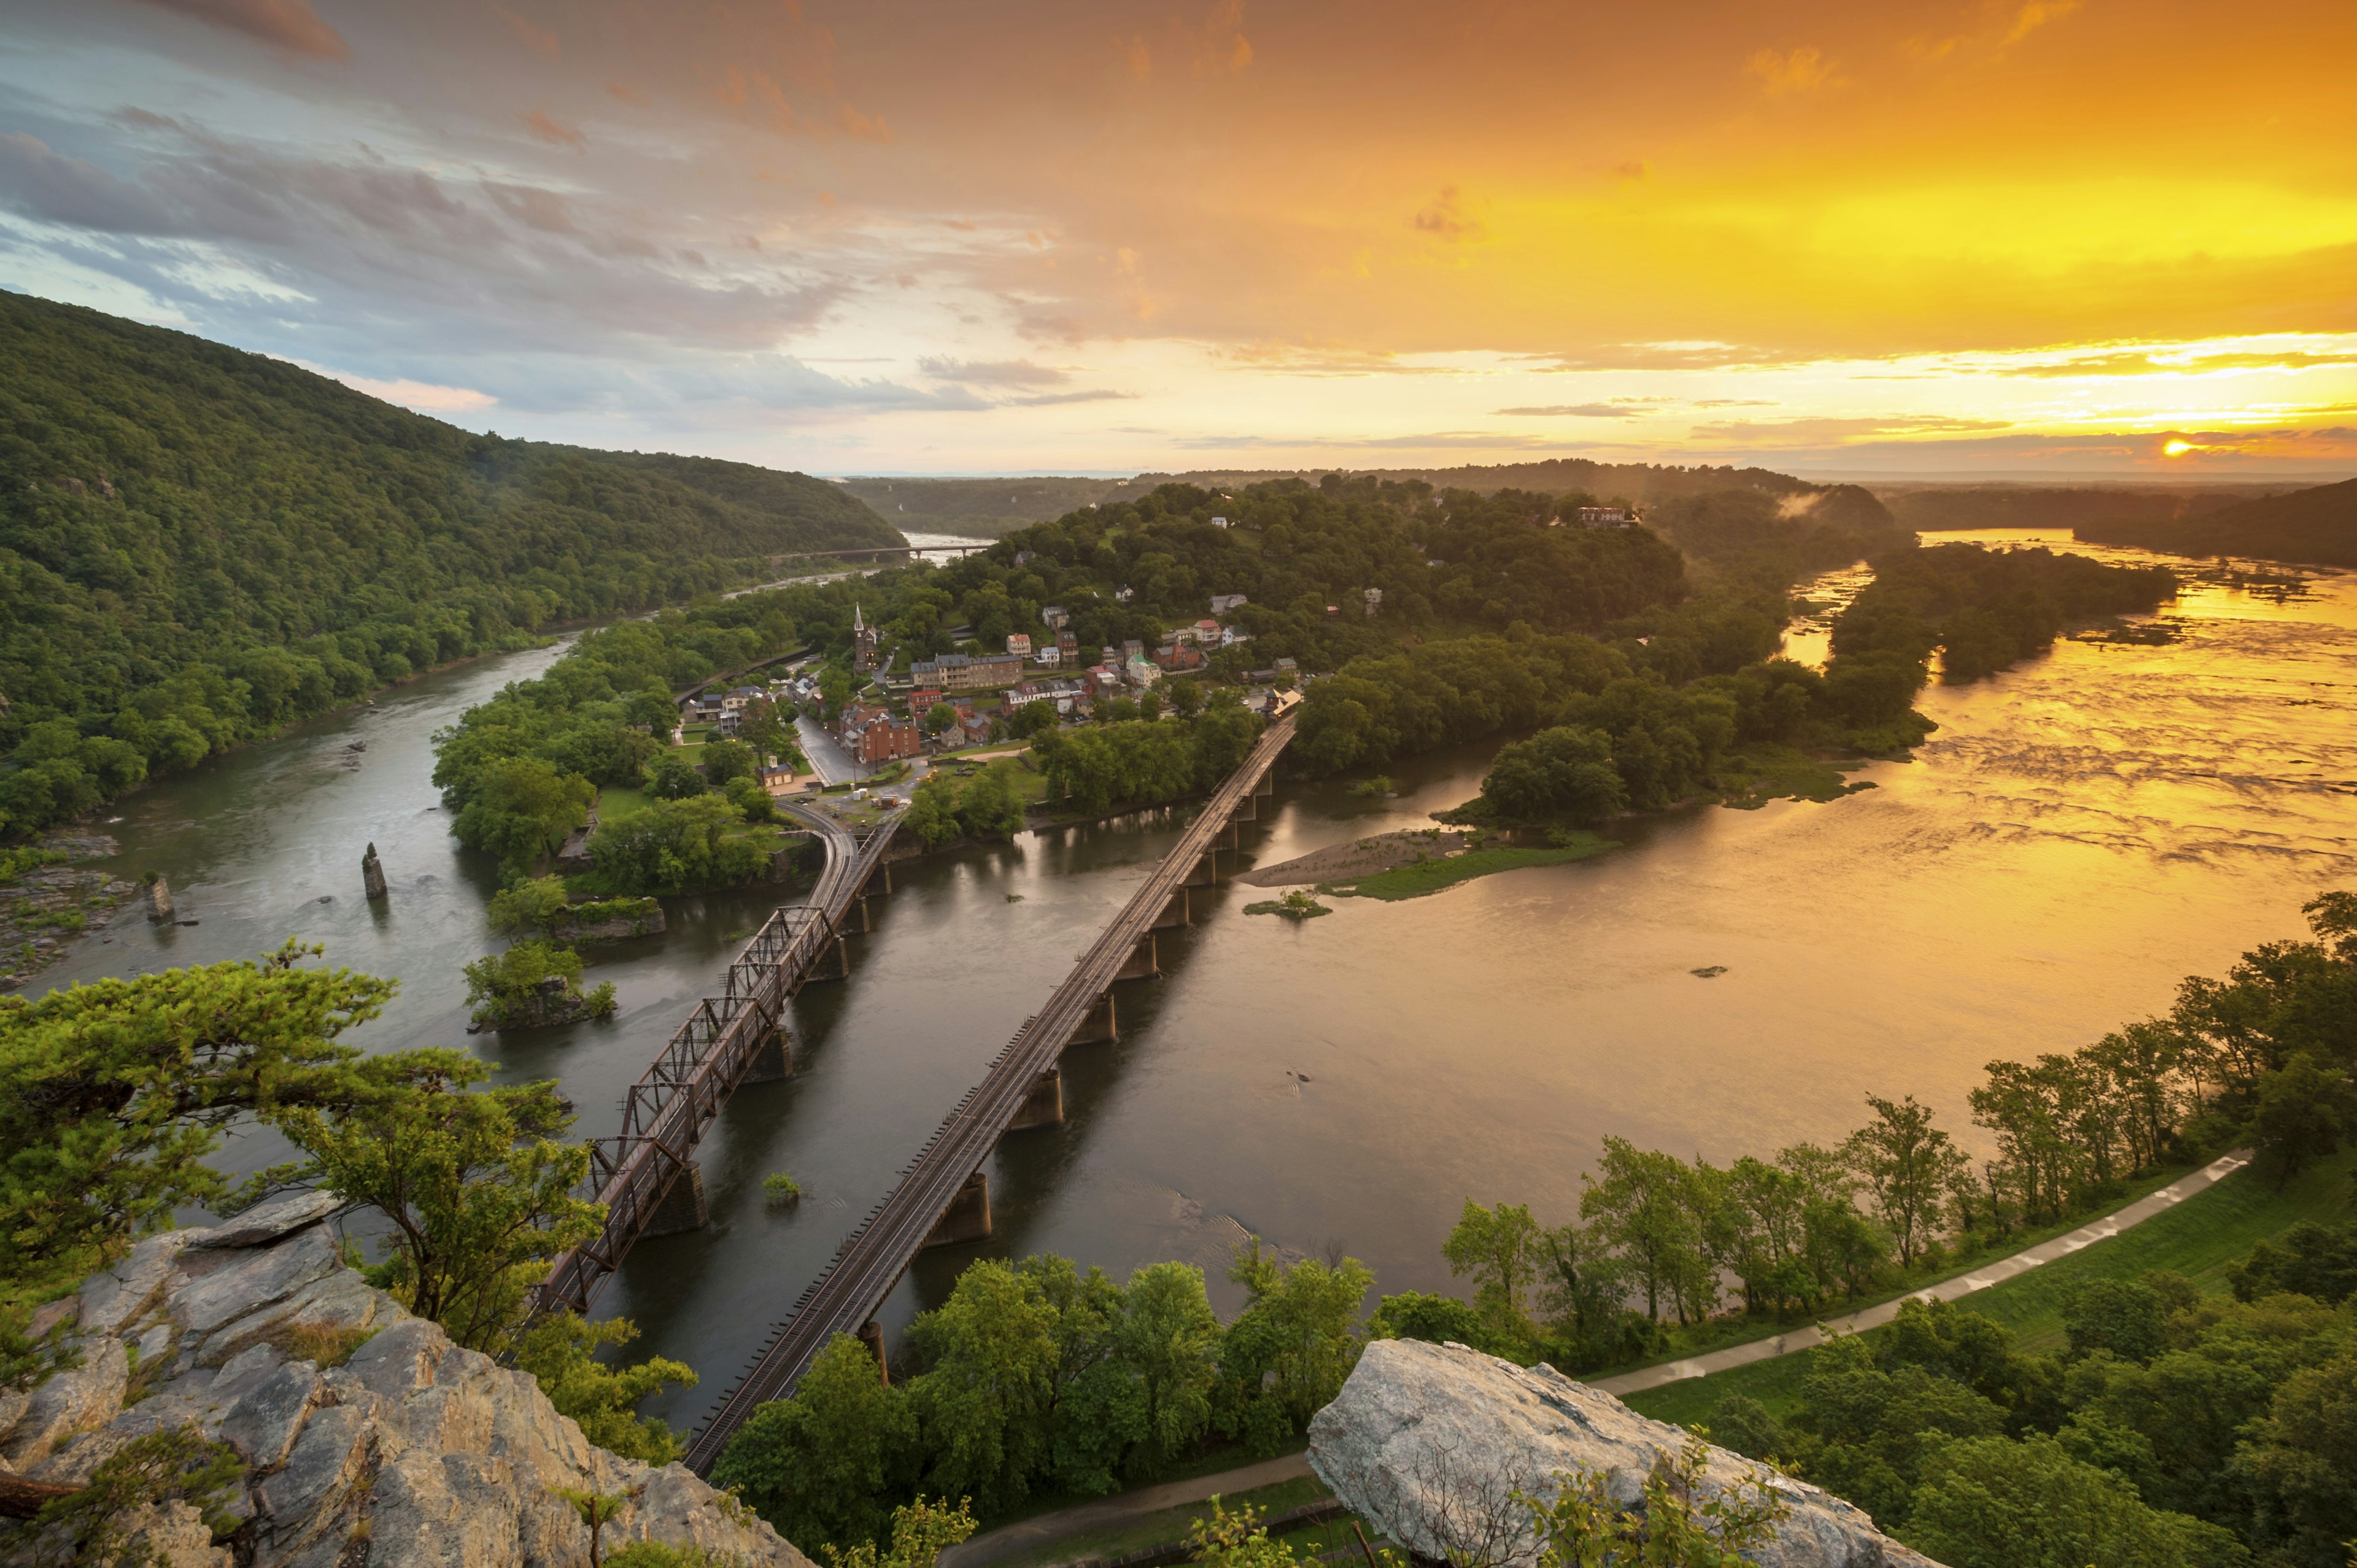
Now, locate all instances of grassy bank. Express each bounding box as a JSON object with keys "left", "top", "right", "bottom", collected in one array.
[
  {"left": 1328, "top": 832, "right": 1619, "bottom": 901},
  {"left": 1622, "top": 1146, "right": 2357, "bottom": 1428}
]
